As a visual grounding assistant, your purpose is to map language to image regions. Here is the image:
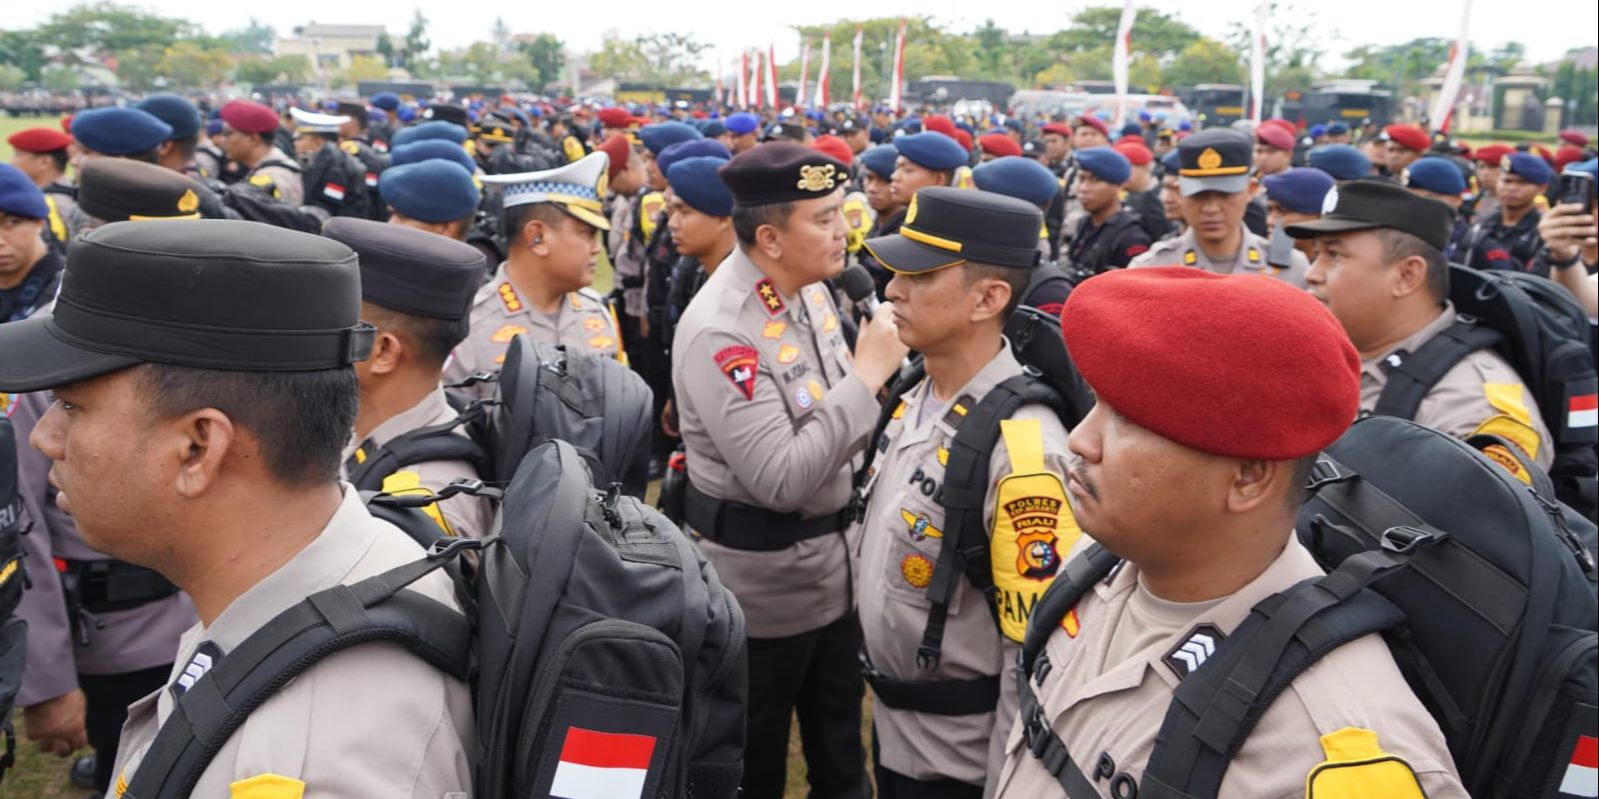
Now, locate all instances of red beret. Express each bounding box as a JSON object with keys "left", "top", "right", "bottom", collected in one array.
[
  {"left": 1383, "top": 124, "right": 1429, "bottom": 153},
  {"left": 1041, "top": 123, "right": 1073, "bottom": 138},
  {"left": 7, "top": 127, "right": 73, "bottom": 153},
  {"left": 1555, "top": 145, "right": 1586, "bottom": 172},
  {"left": 923, "top": 114, "right": 957, "bottom": 138},
  {"left": 1074, "top": 115, "right": 1108, "bottom": 136},
  {"left": 598, "top": 107, "right": 632, "bottom": 128},
  {"left": 952, "top": 128, "right": 973, "bottom": 151},
  {"left": 596, "top": 134, "right": 633, "bottom": 181},
  {"left": 1473, "top": 143, "right": 1511, "bottom": 164},
  {"left": 811, "top": 134, "right": 853, "bottom": 166},
  {"left": 60, "top": 115, "right": 73, "bottom": 134},
  {"left": 1532, "top": 145, "right": 1554, "bottom": 165},
  {"left": 979, "top": 133, "right": 1022, "bottom": 157},
  {"left": 220, "top": 100, "right": 279, "bottom": 134},
  {"left": 1061, "top": 268, "right": 1359, "bottom": 460},
  {"left": 1256, "top": 124, "right": 1295, "bottom": 152},
  {"left": 1113, "top": 138, "right": 1153, "bottom": 166},
  {"left": 1560, "top": 129, "right": 1590, "bottom": 148}
]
